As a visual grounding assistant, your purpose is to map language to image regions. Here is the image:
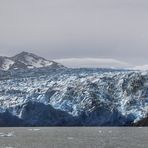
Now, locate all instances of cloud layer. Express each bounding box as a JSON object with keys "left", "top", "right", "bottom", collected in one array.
[{"left": 55, "top": 58, "right": 132, "bottom": 68}]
